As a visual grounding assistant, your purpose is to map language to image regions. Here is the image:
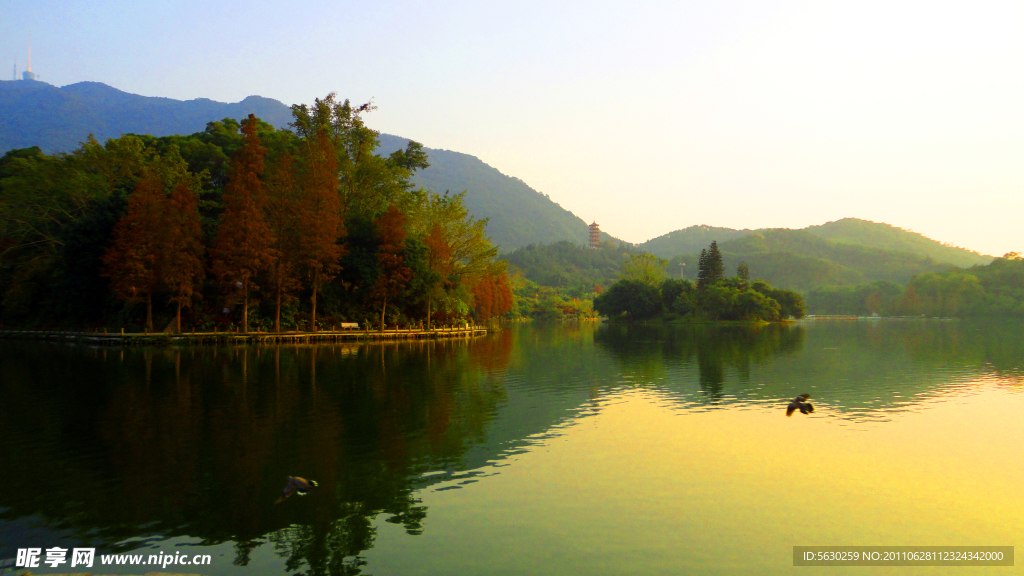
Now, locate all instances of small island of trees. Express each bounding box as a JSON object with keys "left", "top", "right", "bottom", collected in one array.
[{"left": 594, "top": 241, "right": 806, "bottom": 322}]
